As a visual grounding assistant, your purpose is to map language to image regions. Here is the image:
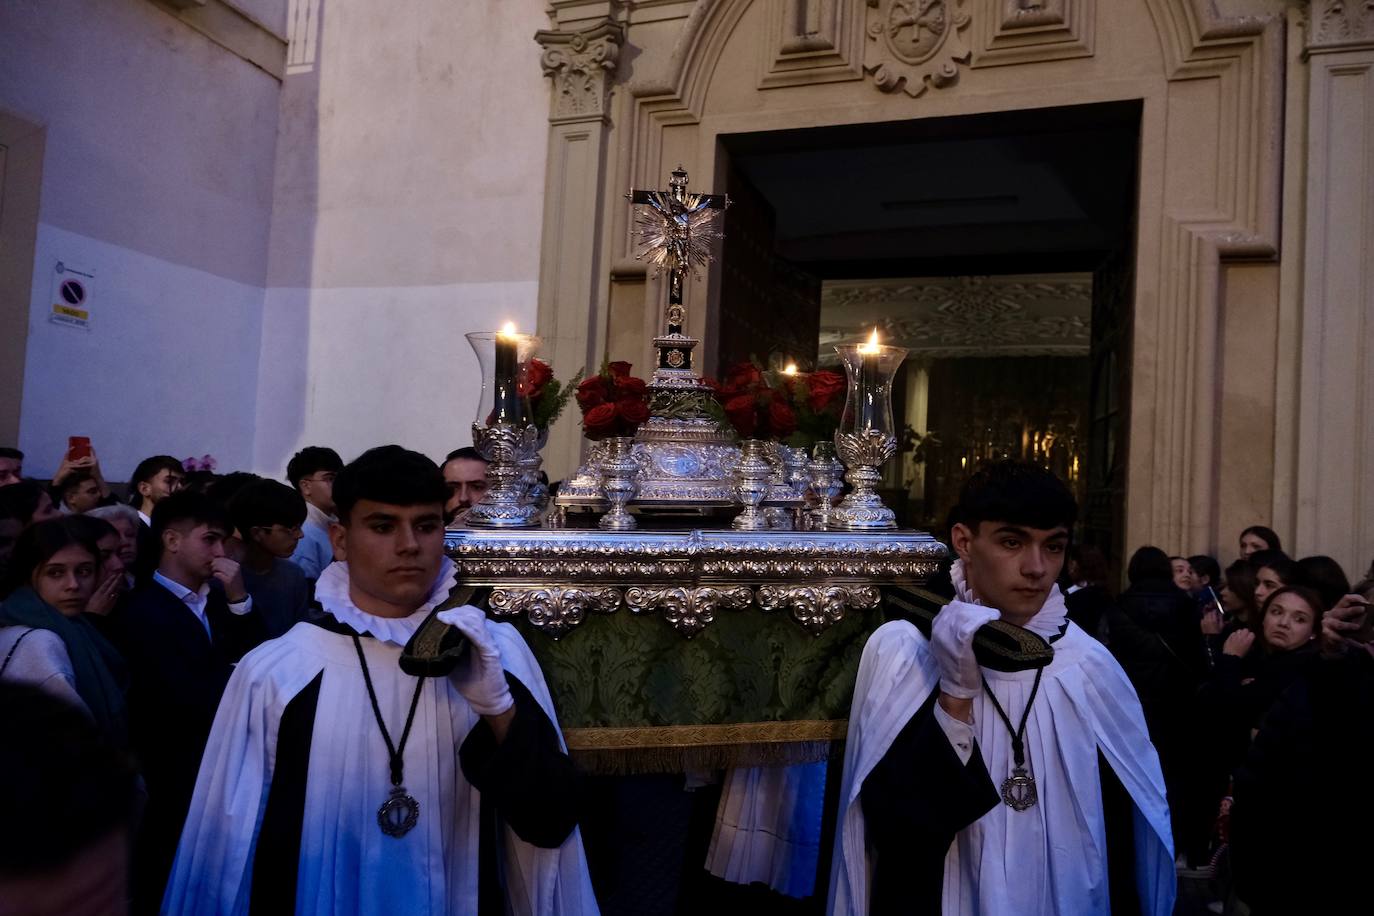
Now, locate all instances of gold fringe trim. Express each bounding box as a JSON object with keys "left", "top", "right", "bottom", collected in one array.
[{"left": 563, "top": 720, "right": 849, "bottom": 774}]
